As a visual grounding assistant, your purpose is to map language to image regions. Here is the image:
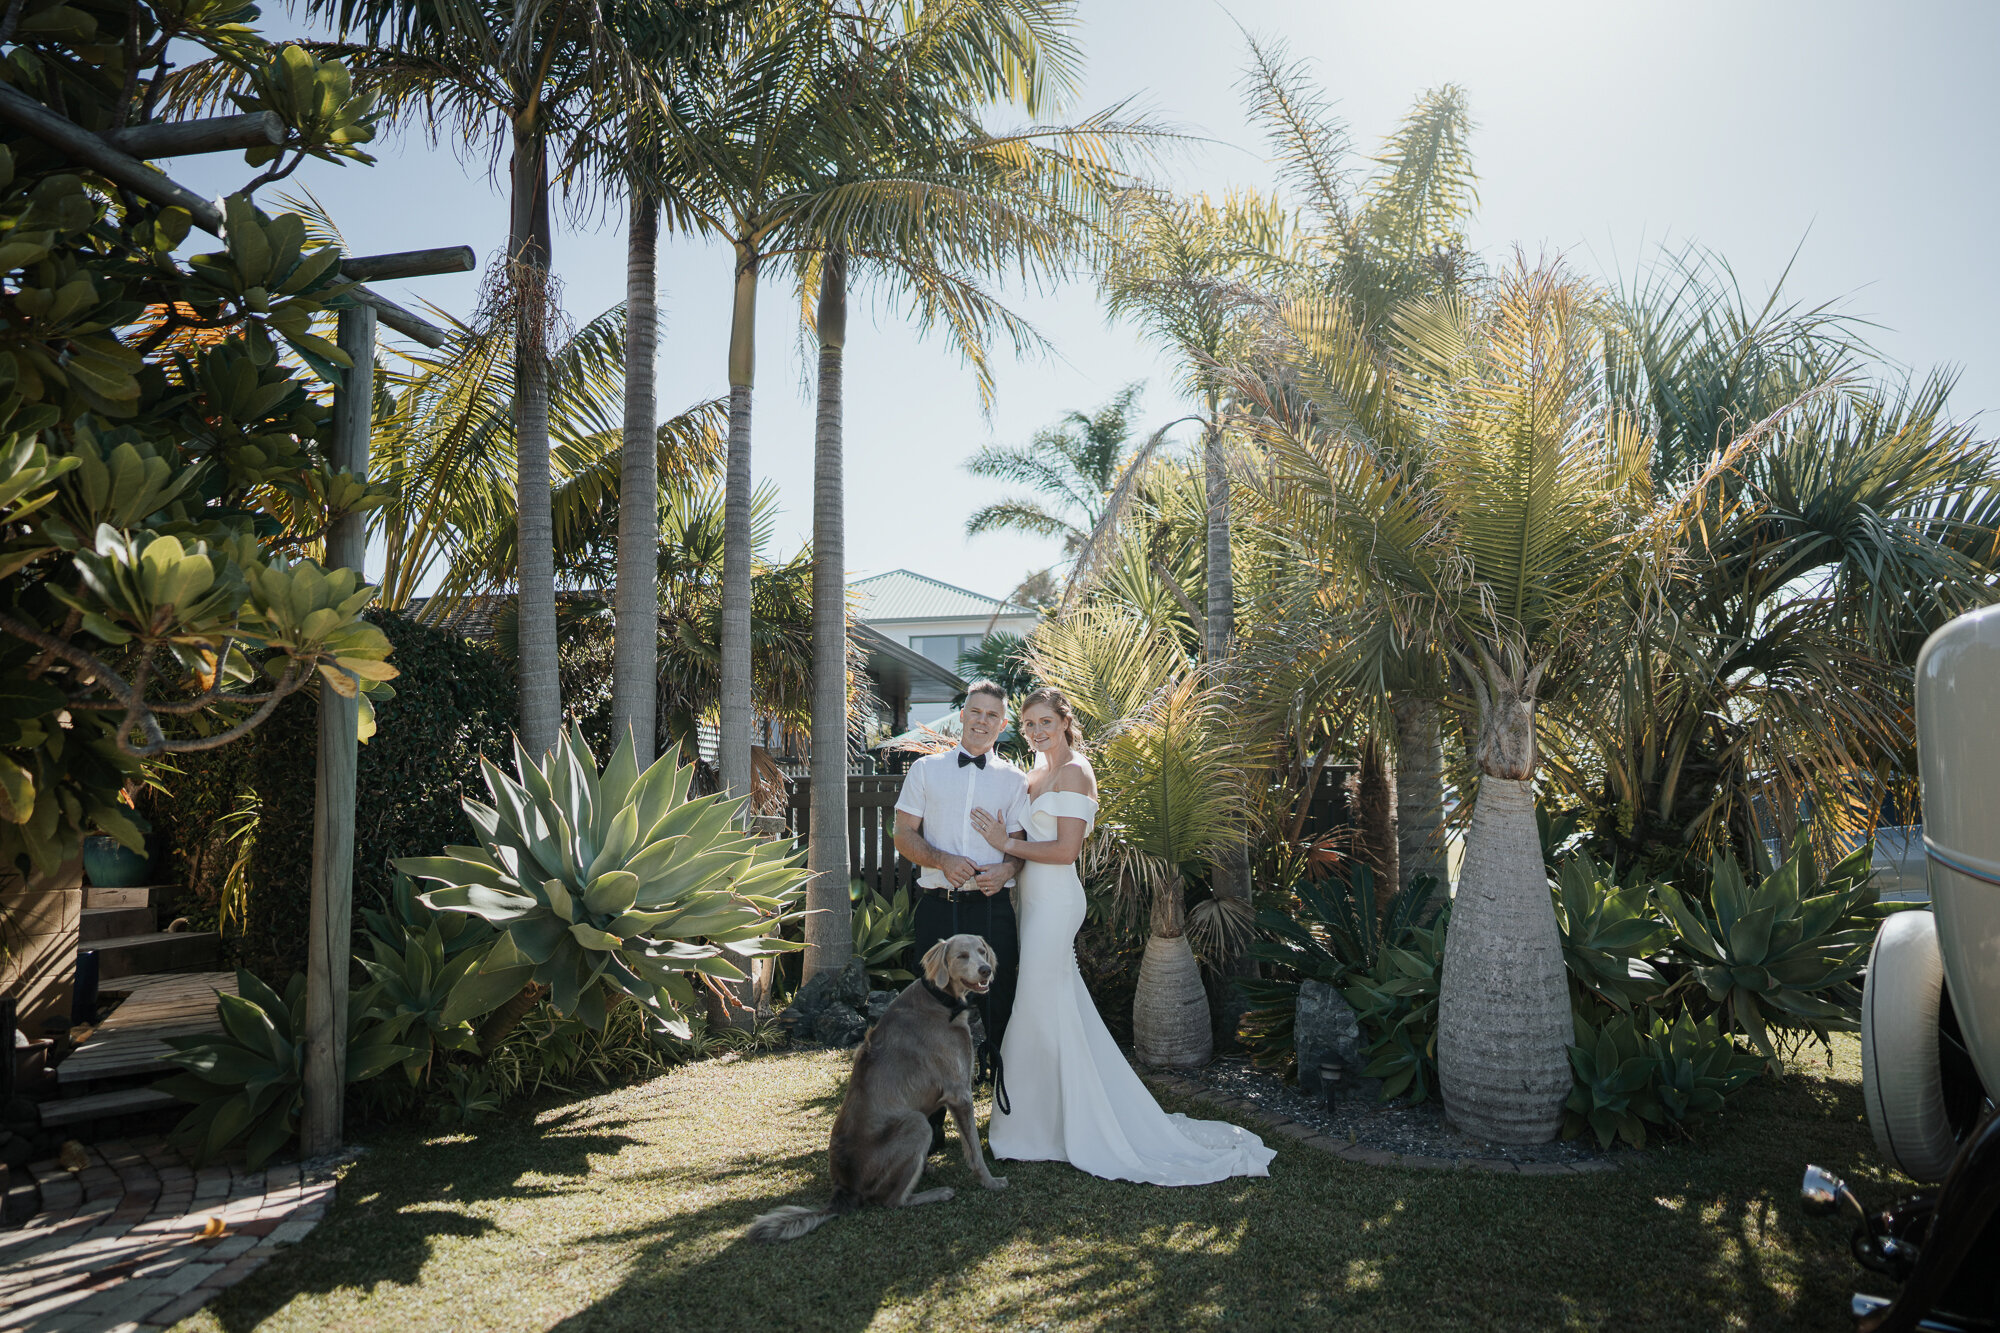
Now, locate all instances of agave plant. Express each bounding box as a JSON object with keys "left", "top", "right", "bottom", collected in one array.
[
  {"left": 396, "top": 728, "right": 810, "bottom": 1042},
  {"left": 1655, "top": 844, "right": 1880, "bottom": 1064},
  {"left": 1562, "top": 1010, "right": 1661, "bottom": 1150},
  {"left": 1341, "top": 910, "right": 1450, "bottom": 1104},
  {"left": 1563, "top": 1008, "right": 1764, "bottom": 1149},
  {"left": 849, "top": 881, "right": 916, "bottom": 989},
  {"left": 358, "top": 913, "right": 489, "bottom": 1084},
  {"left": 1550, "top": 856, "right": 1672, "bottom": 1012},
  {"left": 157, "top": 970, "right": 416, "bottom": 1167}
]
